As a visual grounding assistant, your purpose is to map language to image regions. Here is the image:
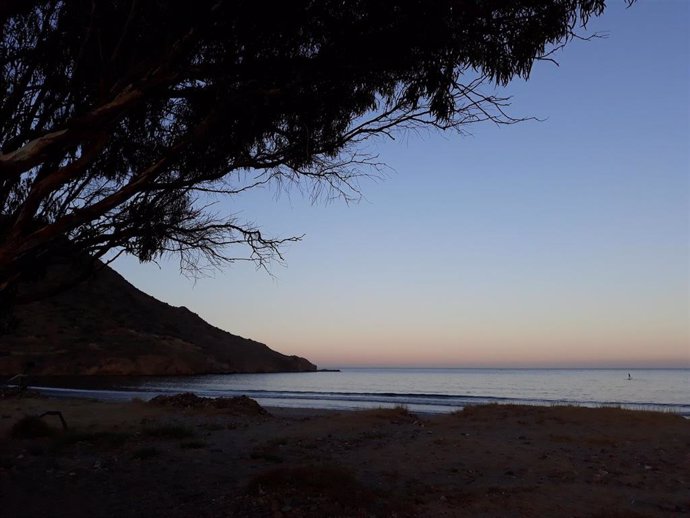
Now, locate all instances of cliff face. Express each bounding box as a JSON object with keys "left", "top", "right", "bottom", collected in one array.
[{"left": 0, "top": 264, "right": 316, "bottom": 376}]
